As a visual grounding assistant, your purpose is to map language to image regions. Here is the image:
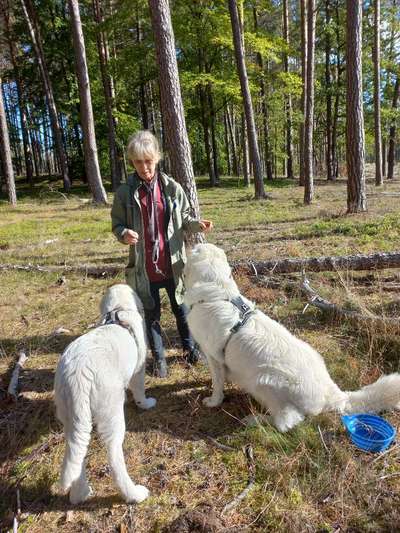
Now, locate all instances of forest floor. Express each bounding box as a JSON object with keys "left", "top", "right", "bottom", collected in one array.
[{"left": 1, "top": 166, "right": 400, "bottom": 532}]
